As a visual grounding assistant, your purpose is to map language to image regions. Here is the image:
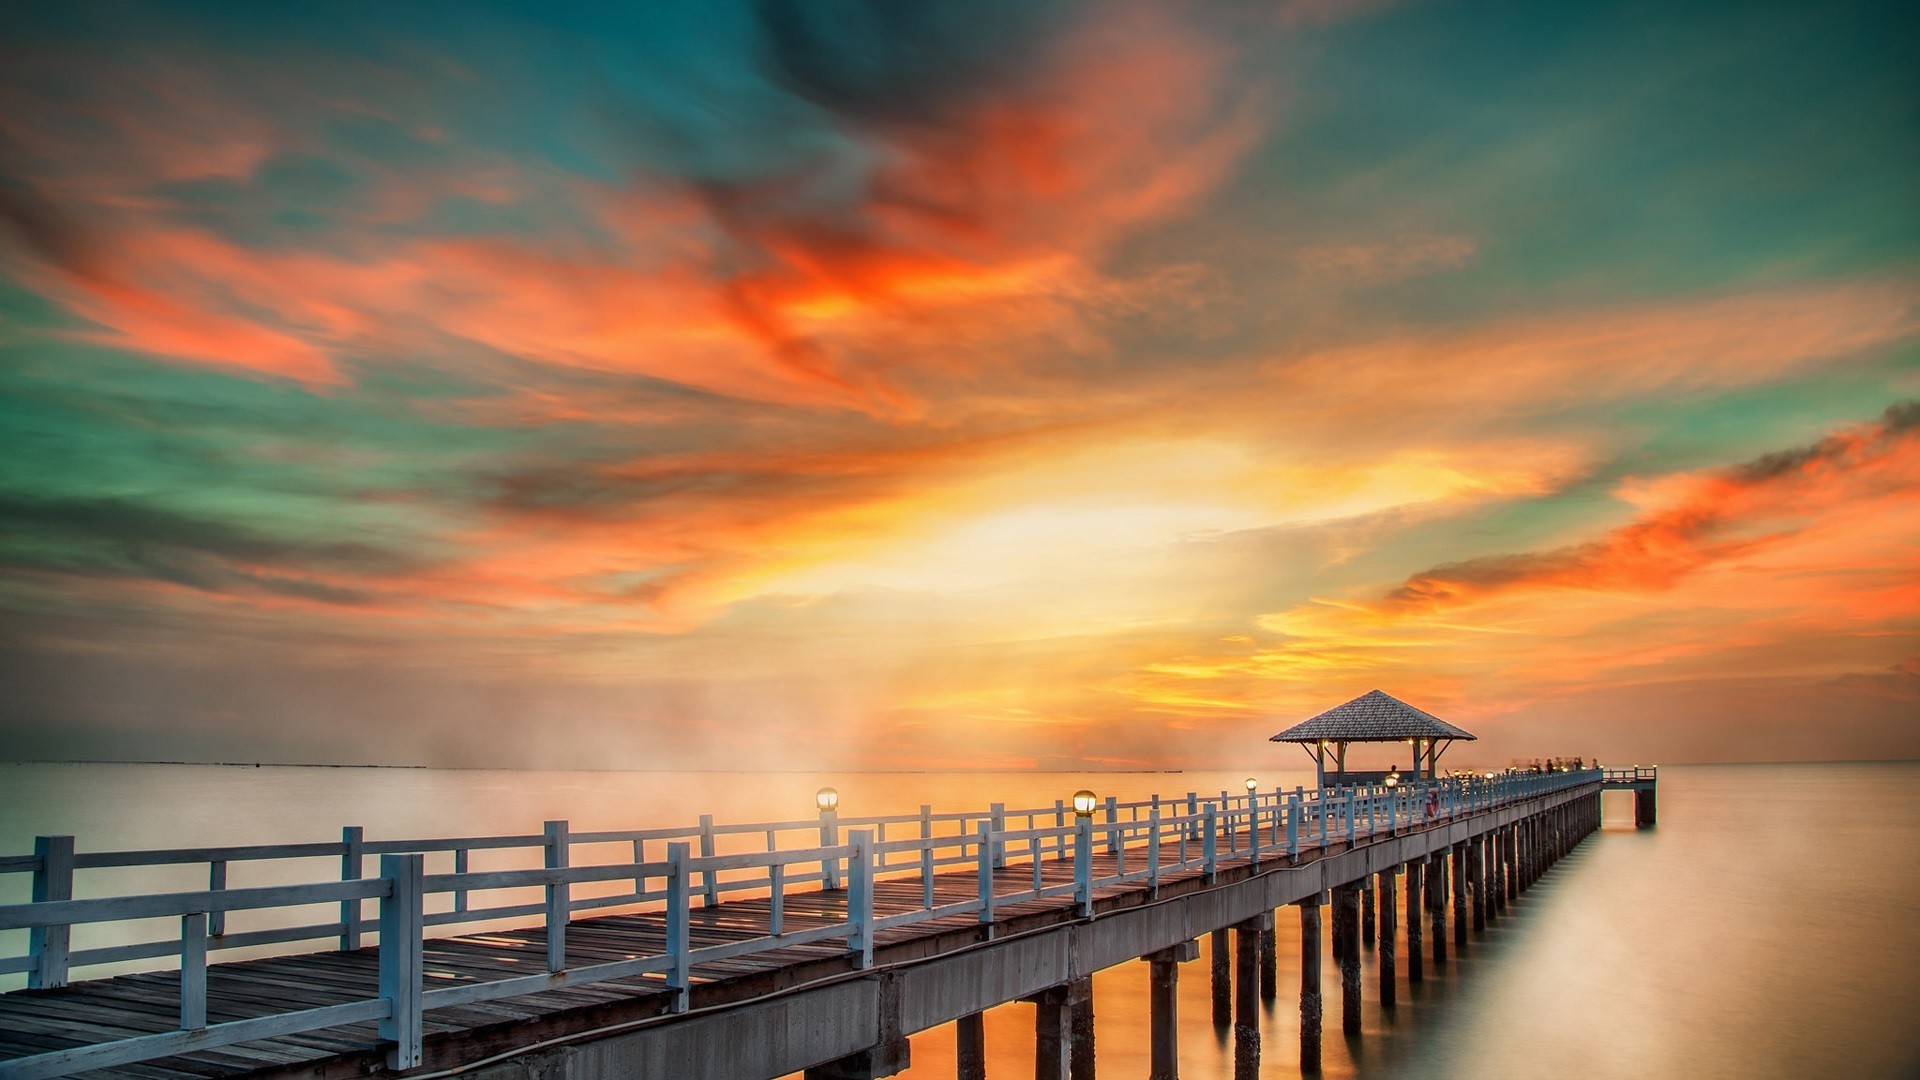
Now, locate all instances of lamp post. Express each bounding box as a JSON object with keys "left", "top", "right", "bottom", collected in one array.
[
  {"left": 1072, "top": 790, "right": 1096, "bottom": 916},
  {"left": 817, "top": 788, "right": 841, "bottom": 890}
]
